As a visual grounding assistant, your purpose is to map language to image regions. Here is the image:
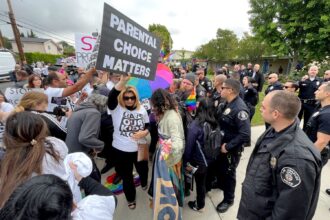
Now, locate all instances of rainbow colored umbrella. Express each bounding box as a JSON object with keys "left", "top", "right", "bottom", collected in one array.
[{"left": 127, "top": 63, "right": 174, "bottom": 100}]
